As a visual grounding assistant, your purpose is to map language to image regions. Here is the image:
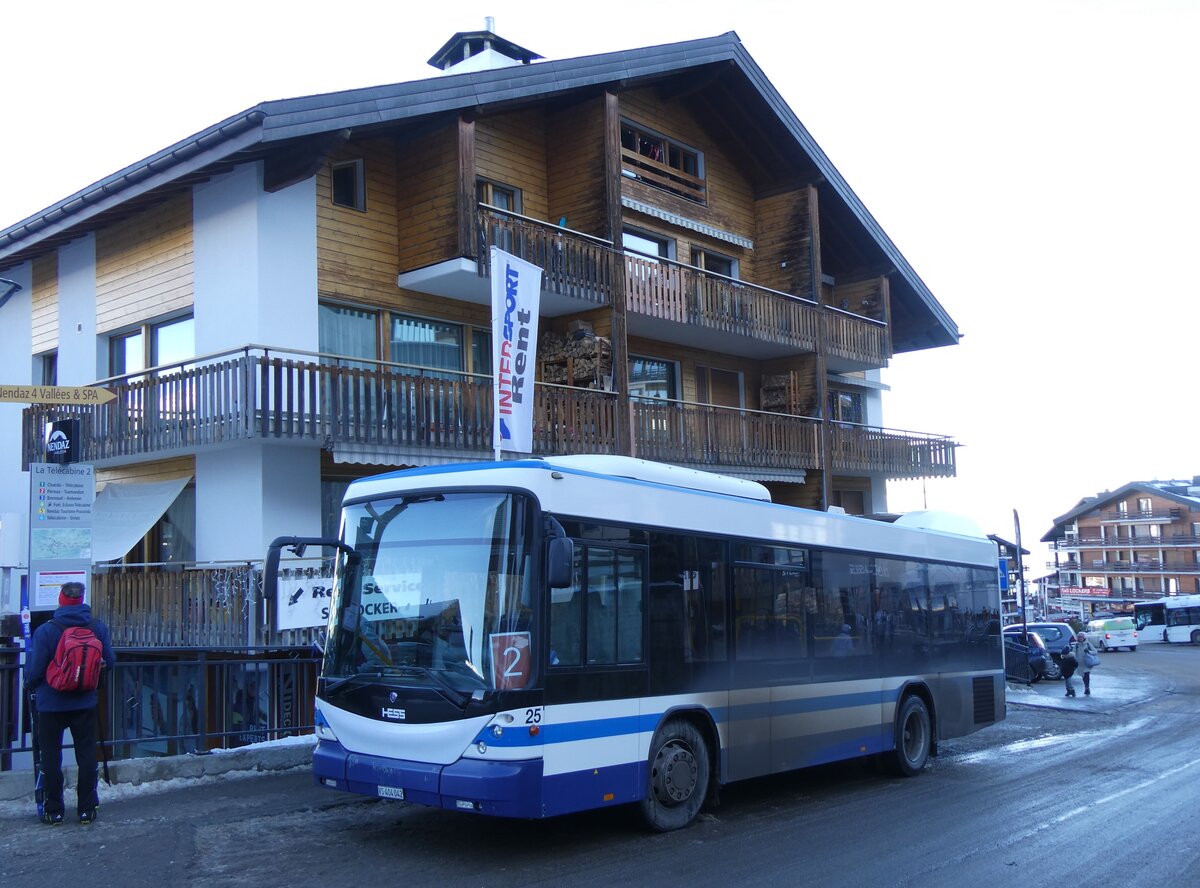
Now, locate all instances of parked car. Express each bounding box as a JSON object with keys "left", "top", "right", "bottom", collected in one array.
[
  {"left": 1015, "top": 622, "right": 1078, "bottom": 679},
  {"left": 1003, "top": 628, "right": 1054, "bottom": 682},
  {"left": 1086, "top": 617, "right": 1138, "bottom": 651}
]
